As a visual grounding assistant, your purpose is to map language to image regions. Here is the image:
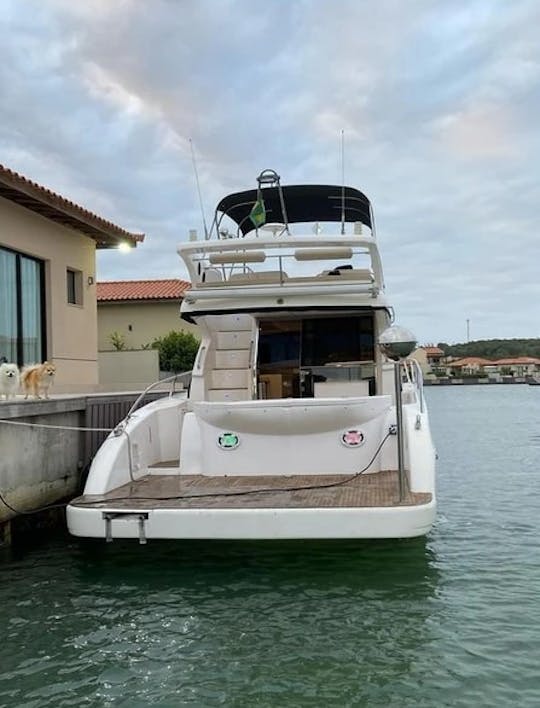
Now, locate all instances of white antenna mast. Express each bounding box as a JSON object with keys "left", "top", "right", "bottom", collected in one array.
[
  {"left": 189, "top": 138, "right": 209, "bottom": 240},
  {"left": 340, "top": 129, "right": 346, "bottom": 235}
]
